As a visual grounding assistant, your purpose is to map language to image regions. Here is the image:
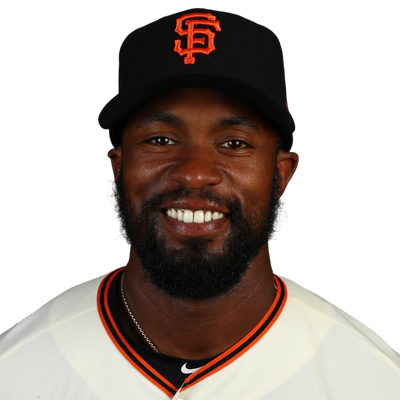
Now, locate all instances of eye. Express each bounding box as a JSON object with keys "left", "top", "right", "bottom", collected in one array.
[
  {"left": 220, "top": 140, "right": 248, "bottom": 150},
  {"left": 149, "top": 137, "right": 176, "bottom": 146}
]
